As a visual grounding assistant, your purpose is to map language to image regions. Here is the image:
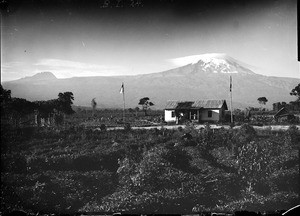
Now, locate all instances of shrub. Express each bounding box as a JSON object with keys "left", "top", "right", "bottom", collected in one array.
[
  {"left": 100, "top": 124, "right": 107, "bottom": 131},
  {"left": 72, "top": 154, "right": 103, "bottom": 171},
  {"left": 235, "top": 123, "right": 256, "bottom": 143},
  {"left": 124, "top": 123, "right": 131, "bottom": 131},
  {"left": 129, "top": 147, "right": 171, "bottom": 192},
  {"left": 2, "top": 122, "right": 299, "bottom": 214},
  {"left": 1, "top": 154, "right": 27, "bottom": 173},
  {"left": 268, "top": 168, "right": 299, "bottom": 193},
  {"left": 162, "top": 147, "right": 193, "bottom": 172},
  {"left": 236, "top": 140, "right": 275, "bottom": 188},
  {"left": 285, "top": 125, "right": 300, "bottom": 148},
  {"left": 211, "top": 191, "right": 298, "bottom": 213}
]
